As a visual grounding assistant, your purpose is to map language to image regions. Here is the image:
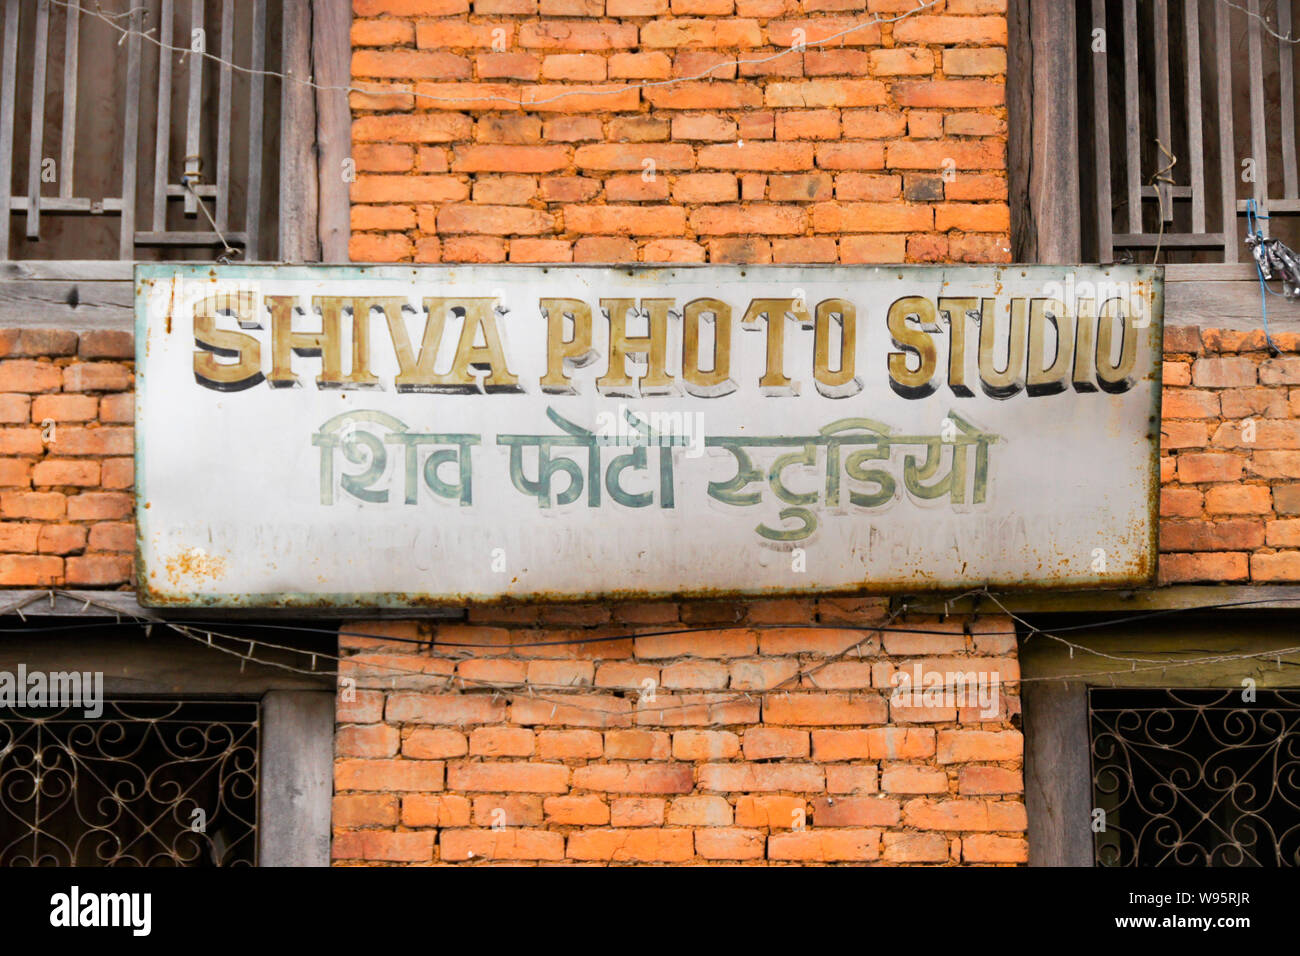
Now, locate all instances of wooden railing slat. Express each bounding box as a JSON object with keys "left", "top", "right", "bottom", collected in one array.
[
  {"left": 1091, "top": 0, "right": 1114, "bottom": 262},
  {"left": 118, "top": 6, "right": 142, "bottom": 260},
  {"left": 1216, "top": 0, "right": 1239, "bottom": 260},
  {"left": 1153, "top": 0, "right": 1173, "bottom": 223},
  {"left": 25, "top": 0, "right": 50, "bottom": 240},
  {"left": 0, "top": 0, "right": 20, "bottom": 260},
  {"left": 1123, "top": 0, "right": 1142, "bottom": 235},
  {"left": 1185, "top": 0, "right": 1206, "bottom": 233},
  {"left": 1280, "top": 0, "right": 1298, "bottom": 199},
  {"left": 245, "top": 0, "right": 266, "bottom": 260},
  {"left": 215, "top": 0, "right": 233, "bottom": 231},
  {"left": 243, "top": 0, "right": 265, "bottom": 260},
  {"left": 1246, "top": 0, "right": 1271, "bottom": 235},
  {"left": 183, "top": 0, "right": 205, "bottom": 217},
  {"left": 58, "top": 0, "right": 78, "bottom": 201},
  {"left": 152, "top": 0, "right": 175, "bottom": 233}
]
